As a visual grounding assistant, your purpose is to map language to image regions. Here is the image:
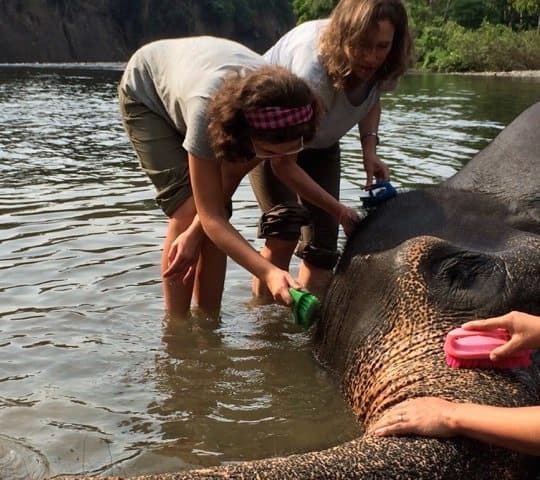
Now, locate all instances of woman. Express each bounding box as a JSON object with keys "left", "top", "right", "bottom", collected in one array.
[
  {"left": 370, "top": 311, "right": 540, "bottom": 456},
  {"left": 119, "top": 36, "right": 359, "bottom": 319},
  {"left": 250, "top": 0, "right": 412, "bottom": 297}
]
